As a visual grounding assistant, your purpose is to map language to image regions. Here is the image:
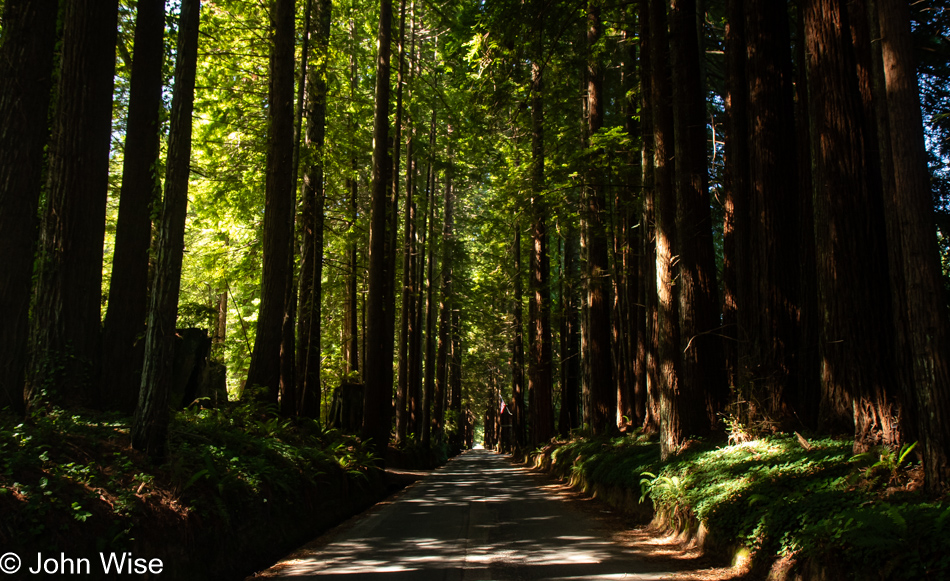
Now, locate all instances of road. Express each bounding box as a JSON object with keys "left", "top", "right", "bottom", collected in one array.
[{"left": 251, "top": 449, "right": 729, "bottom": 580}]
